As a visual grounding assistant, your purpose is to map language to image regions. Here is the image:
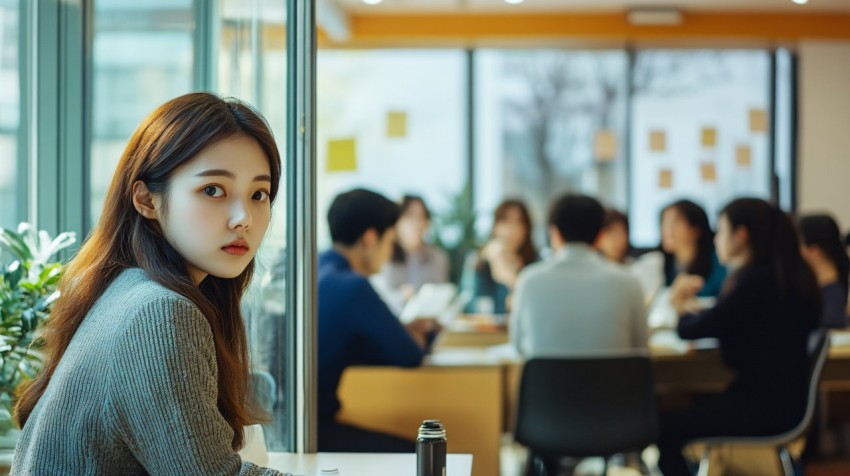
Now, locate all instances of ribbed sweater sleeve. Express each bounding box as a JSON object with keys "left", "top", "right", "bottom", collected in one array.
[{"left": 107, "top": 295, "right": 287, "bottom": 476}]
